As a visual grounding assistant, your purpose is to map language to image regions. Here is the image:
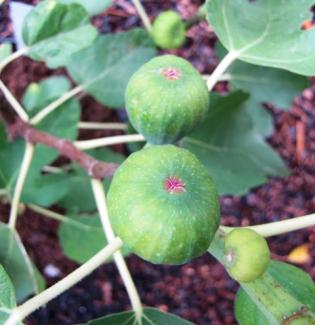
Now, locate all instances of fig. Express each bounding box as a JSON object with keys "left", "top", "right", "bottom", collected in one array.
[
  {"left": 224, "top": 228, "right": 270, "bottom": 283},
  {"left": 152, "top": 10, "right": 186, "bottom": 49},
  {"left": 125, "top": 55, "right": 209, "bottom": 145},
  {"left": 107, "top": 145, "right": 220, "bottom": 265}
]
